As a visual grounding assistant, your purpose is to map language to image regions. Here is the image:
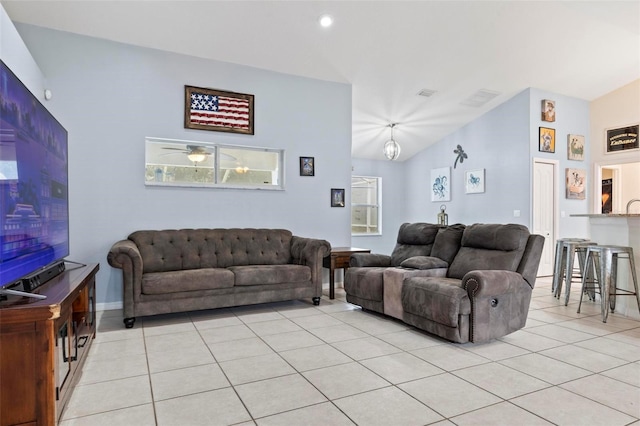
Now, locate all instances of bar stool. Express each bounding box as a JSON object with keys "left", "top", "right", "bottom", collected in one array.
[
  {"left": 553, "top": 239, "right": 597, "bottom": 306},
  {"left": 552, "top": 238, "right": 589, "bottom": 295},
  {"left": 578, "top": 245, "right": 640, "bottom": 323}
]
